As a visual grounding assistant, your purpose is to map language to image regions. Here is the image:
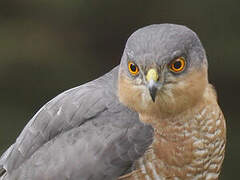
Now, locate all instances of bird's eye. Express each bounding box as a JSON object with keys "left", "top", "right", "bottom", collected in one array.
[
  {"left": 128, "top": 62, "right": 139, "bottom": 75},
  {"left": 169, "top": 57, "right": 186, "bottom": 73}
]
